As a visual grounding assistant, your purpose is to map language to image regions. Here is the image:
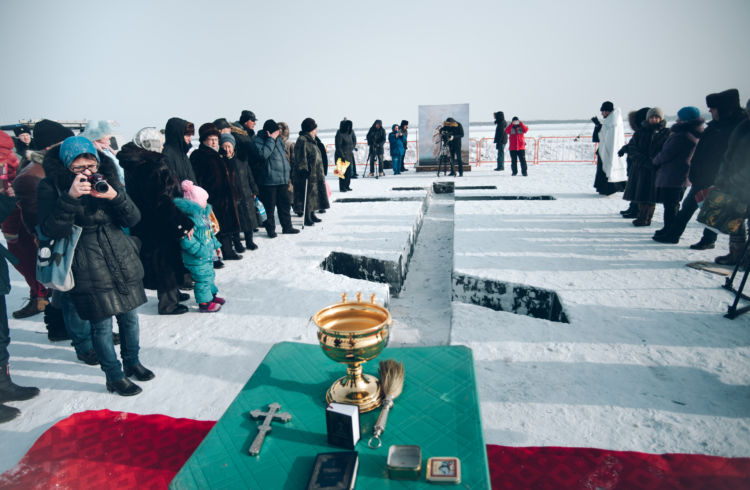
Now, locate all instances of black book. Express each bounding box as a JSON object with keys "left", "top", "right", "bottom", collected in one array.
[
  {"left": 325, "top": 403, "right": 360, "bottom": 449},
  {"left": 307, "top": 451, "right": 359, "bottom": 490}
]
